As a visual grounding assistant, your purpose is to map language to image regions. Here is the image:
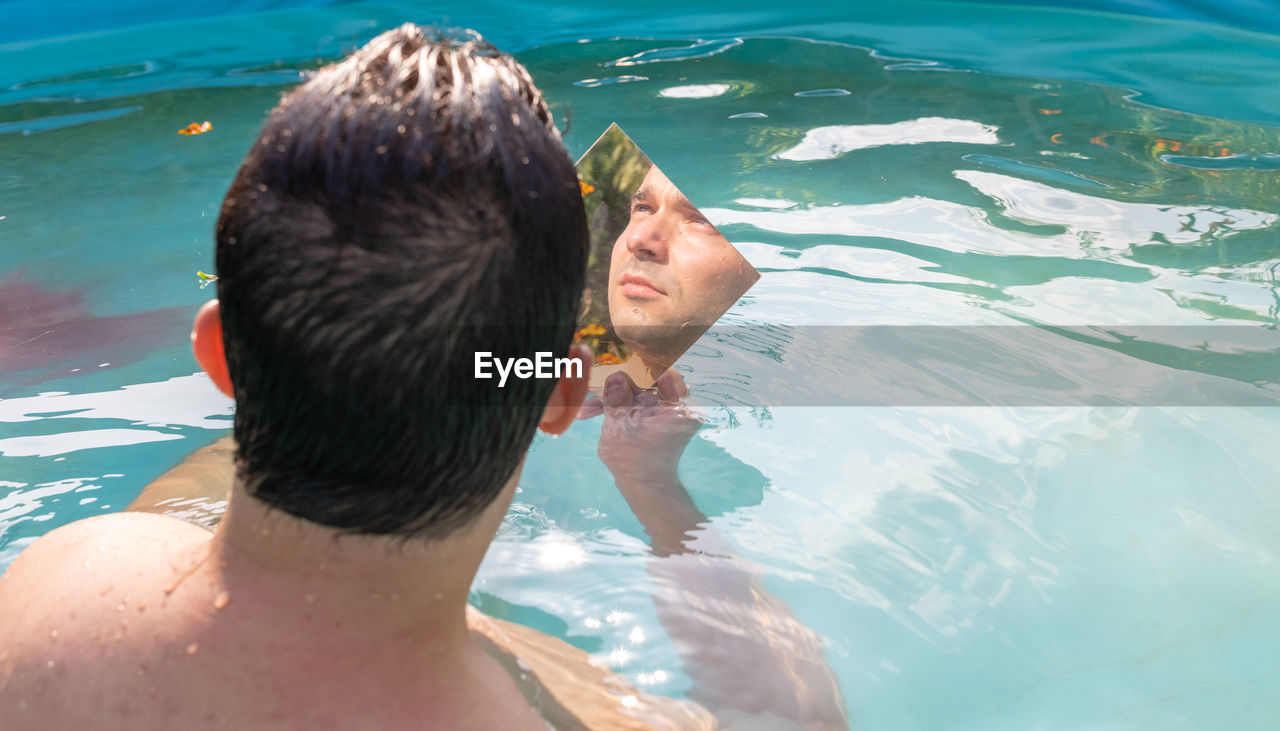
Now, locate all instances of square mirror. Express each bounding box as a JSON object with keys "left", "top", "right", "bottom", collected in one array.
[{"left": 574, "top": 124, "right": 760, "bottom": 391}]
